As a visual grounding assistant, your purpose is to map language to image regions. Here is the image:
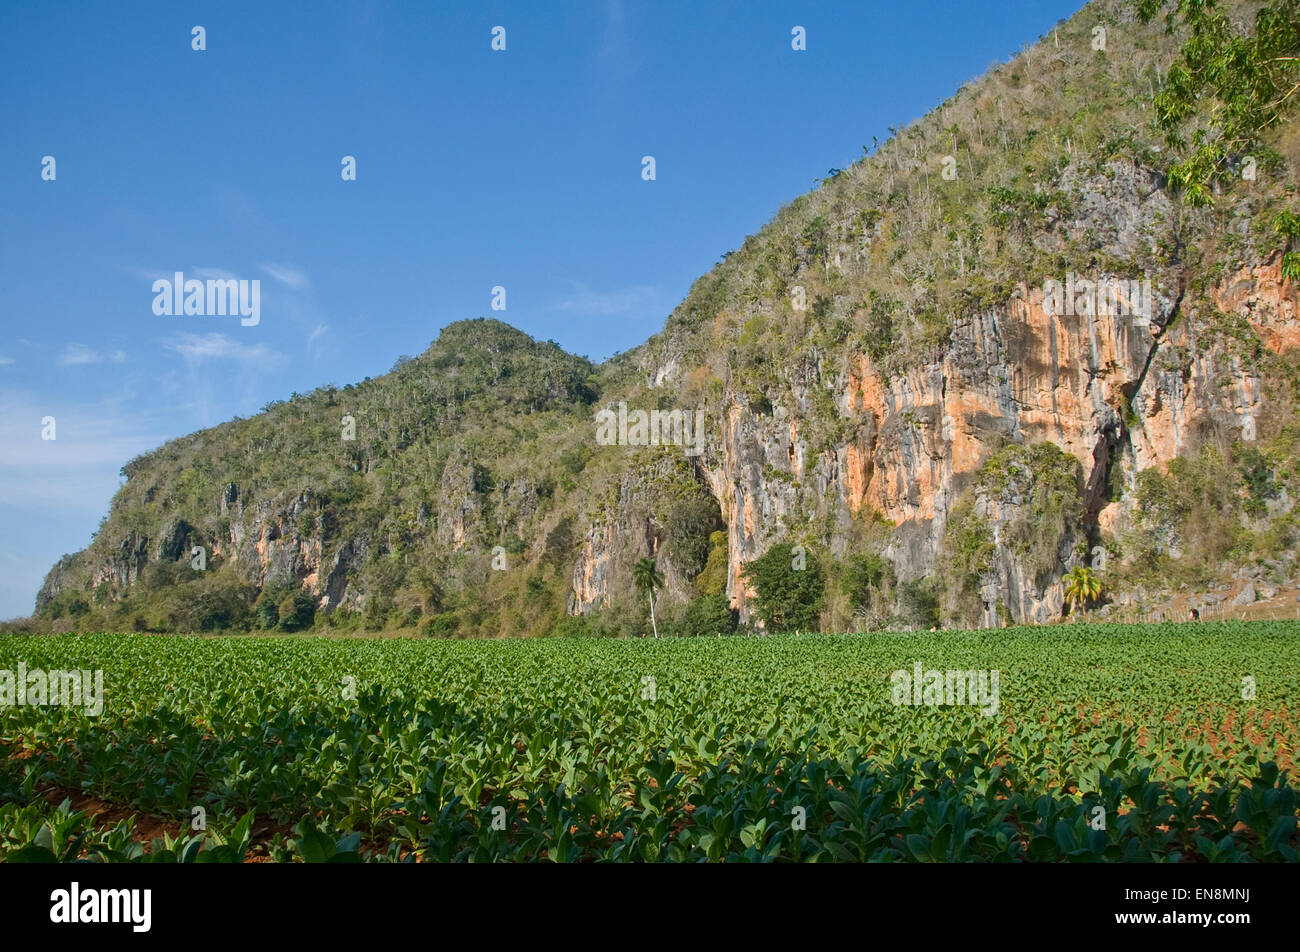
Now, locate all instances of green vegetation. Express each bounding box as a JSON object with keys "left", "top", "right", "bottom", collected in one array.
[
  {"left": 695, "top": 531, "right": 729, "bottom": 597},
  {"left": 1063, "top": 566, "right": 1104, "bottom": 614},
  {"left": 938, "top": 442, "right": 1084, "bottom": 626},
  {"left": 1, "top": 625, "right": 1296, "bottom": 861},
  {"left": 895, "top": 579, "right": 942, "bottom": 631},
  {"left": 679, "top": 593, "right": 737, "bottom": 638},
  {"left": 633, "top": 558, "right": 666, "bottom": 638},
  {"left": 1139, "top": 0, "right": 1299, "bottom": 265},
  {"left": 941, "top": 498, "right": 997, "bottom": 625},
  {"left": 840, "top": 554, "right": 890, "bottom": 613},
  {"left": 742, "top": 543, "right": 827, "bottom": 632},
  {"left": 1119, "top": 426, "right": 1300, "bottom": 586}
]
